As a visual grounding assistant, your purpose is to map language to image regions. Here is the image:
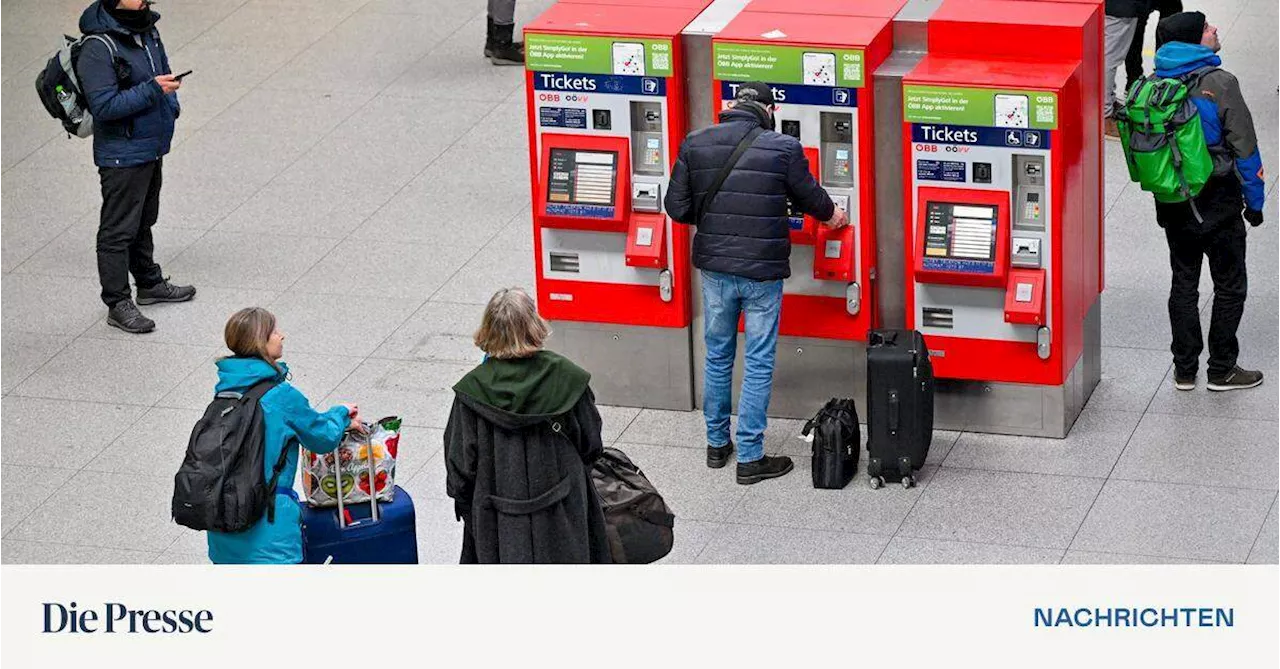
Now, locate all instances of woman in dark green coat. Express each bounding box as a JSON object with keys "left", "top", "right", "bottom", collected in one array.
[{"left": 444, "top": 288, "right": 612, "bottom": 564}]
